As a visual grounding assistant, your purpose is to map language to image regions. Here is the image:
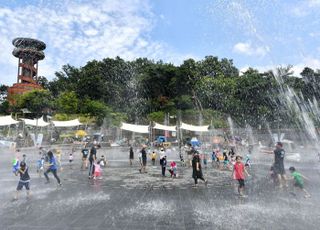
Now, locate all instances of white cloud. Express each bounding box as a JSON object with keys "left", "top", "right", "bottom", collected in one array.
[
  {"left": 291, "top": 56, "right": 320, "bottom": 75},
  {"left": 233, "top": 42, "right": 270, "bottom": 57},
  {"left": 290, "top": 0, "right": 320, "bottom": 17},
  {"left": 308, "top": 0, "right": 320, "bottom": 7},
  {"left": 291, "top": 7, "right": 308, "bottom": 17},
  {"left": 0, "top": 0, "right": 192, "bottom": 86},
  {"left": 239, "top": 56, "right": 320, "bottom": 76}
]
